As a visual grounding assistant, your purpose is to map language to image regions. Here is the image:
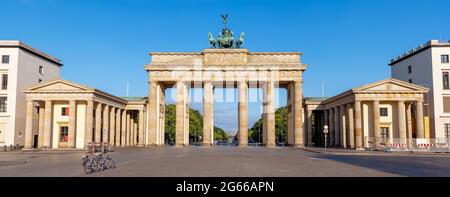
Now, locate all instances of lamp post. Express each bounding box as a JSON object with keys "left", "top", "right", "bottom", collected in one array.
[{"left": 323, "top": 125, "right": 329, "bottom": 152}]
